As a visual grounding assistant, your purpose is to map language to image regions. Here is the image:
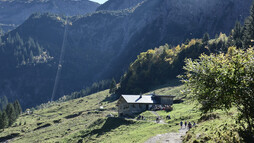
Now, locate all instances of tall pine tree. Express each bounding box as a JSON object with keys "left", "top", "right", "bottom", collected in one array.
[
  {"left": 202, "top": 33, "right": 210, "bottom": 45},
  {"left": 243, "top": 1, "right": 254, "bottom": 48},
  {"left": 109, "top": 78, "right": 117, "bottom": 94},
  {"left": 0, "top": 111, "right": 8, "bottom": 130},
  {"left": 5, "top": 103, "right": 16, "bottom": 126},
  {"left": 229, "top": 21, "right": 243, "bottom": 48},
  {"left": 13, "top": 100, "right": 22, "bottom": 118}
]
